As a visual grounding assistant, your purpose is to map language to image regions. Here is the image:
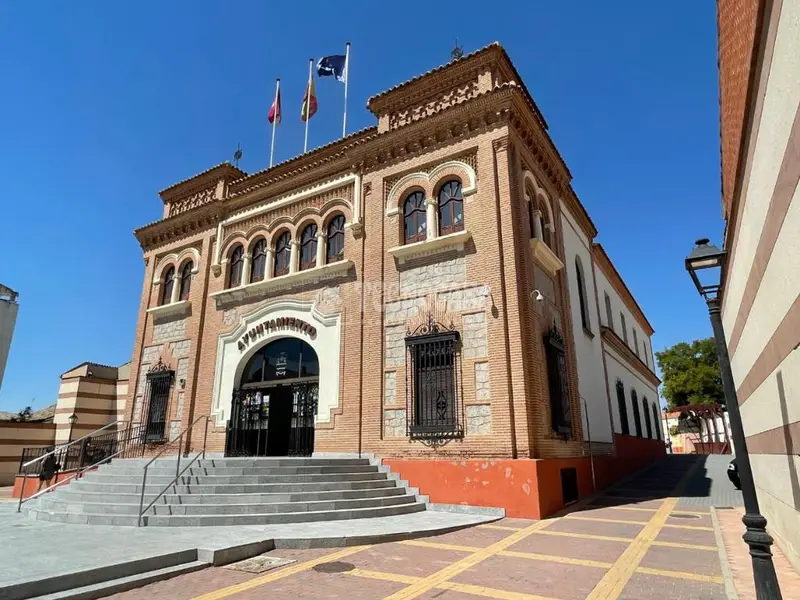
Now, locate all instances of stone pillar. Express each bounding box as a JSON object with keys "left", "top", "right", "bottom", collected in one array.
[
  {"left": 316, "top": 232, "right": 327, "bottom": 267},
  {"left": 533, "top": 210, "right": 544, "bottom": 240},
  {"left": 242, "top": 253, "right": 252, "bottom": 285},
  {"left": 425, "top": 198, "right": 437, "bottom": 240},
  {"left": 170, "top": 274, "right": 181, "bottom": 303},
  {"left": 290, "top": 240, "right": 299, "bottom": 274},
  {"left": 266, "top": 248, "right": 274, "bottom": 279}
]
